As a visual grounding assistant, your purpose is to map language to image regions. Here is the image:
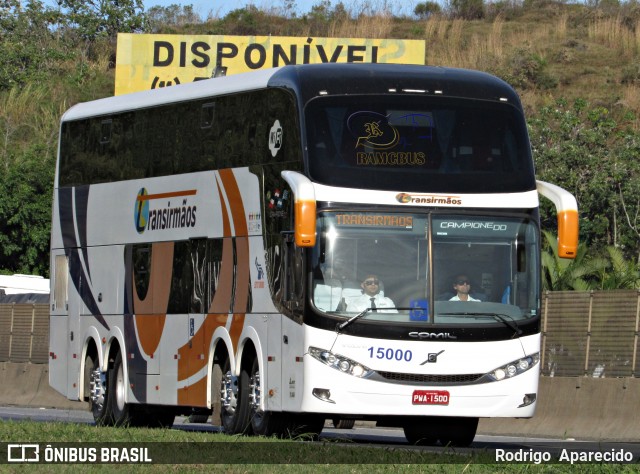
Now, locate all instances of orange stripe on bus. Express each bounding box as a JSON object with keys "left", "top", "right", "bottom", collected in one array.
[
  {"left": 133, "top": 241, "right": 174, "bottom": 357},
  {"left": 136, "top": 190, "right": 197, "bottom": 201},
  {"left": 218, "top": 169, "right": 248, "bottom": 235},
  {"left": 177, "top": 374, "right": 208, "bottom": 407},
  {"left": 228, "top": 313, "right": 246, "bottom": 354}
]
